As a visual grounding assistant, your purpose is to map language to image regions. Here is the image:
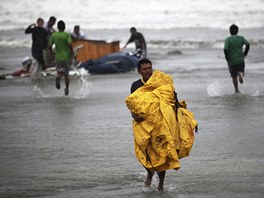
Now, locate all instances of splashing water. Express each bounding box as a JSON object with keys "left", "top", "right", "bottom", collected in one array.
[
  {"left": 74, "top": 76, "right": 93, "bottom": 99},
  {"left": 32, "top": 85, "right": 49, "bottom": 98},
  {"left": 249, "top": 84, "right": 260, "bottom": 96},
  {"left": 207, "top": 81, "right": 224, "bottom": 97}
]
